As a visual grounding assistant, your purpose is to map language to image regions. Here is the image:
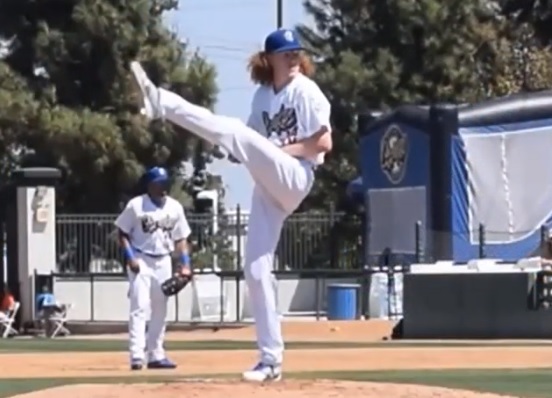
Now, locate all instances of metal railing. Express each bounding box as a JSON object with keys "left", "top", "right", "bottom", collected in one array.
[
  {"left": 48, "top": 266, "right": 407, "bottom": 323},
  {"left": 363, "top": 221, "right": 552, "bottom": 265},
  {"left": 55, "top": 209, "right": 552, "bottom": 274},
  {"left": 55, "top": 210, "right": 363, "bottom": 274}
]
